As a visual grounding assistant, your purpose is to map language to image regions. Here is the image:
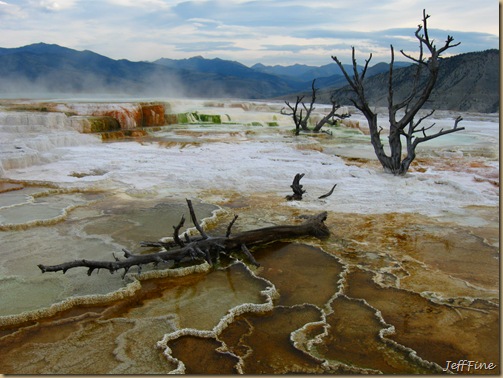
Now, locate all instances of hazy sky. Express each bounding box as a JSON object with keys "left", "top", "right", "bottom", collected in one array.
[{"left": 0, "top": 0, "right": 499, "bottom": 66}]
